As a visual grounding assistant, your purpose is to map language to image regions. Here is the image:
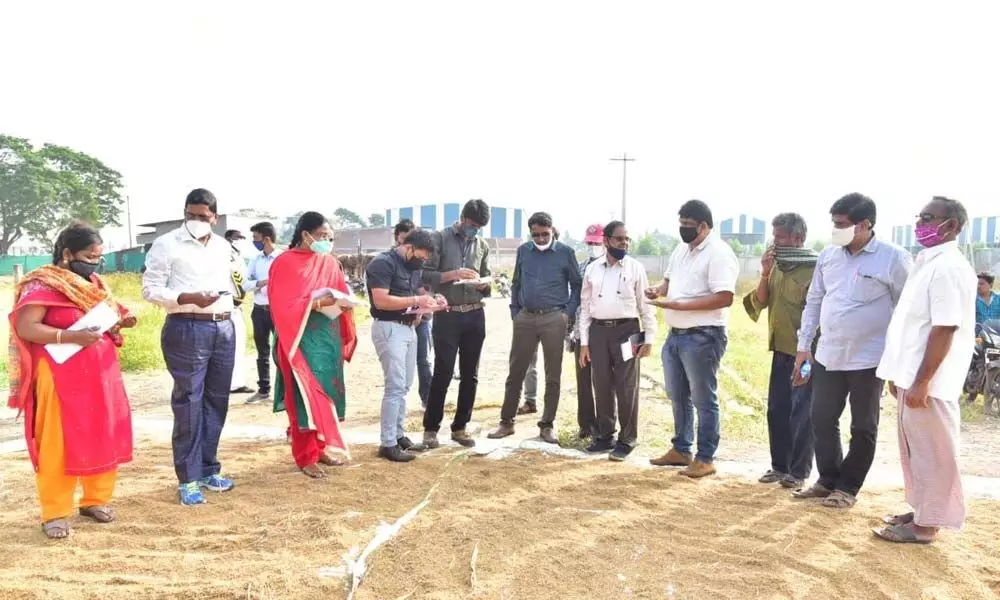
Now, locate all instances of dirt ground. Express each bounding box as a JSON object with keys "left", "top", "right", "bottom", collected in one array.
[{"left": 1, "top": 297, "right": 999, "bottom": 599}]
